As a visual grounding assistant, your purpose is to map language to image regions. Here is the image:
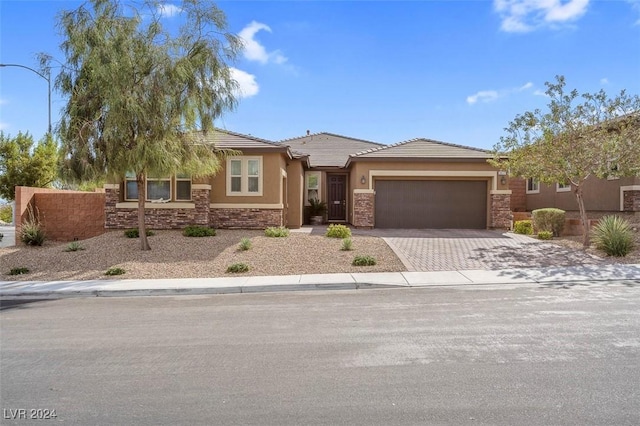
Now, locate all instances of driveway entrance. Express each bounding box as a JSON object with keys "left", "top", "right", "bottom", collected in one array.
[{"left": 351, "top": 228, "right": 606, "bottom": 272}]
